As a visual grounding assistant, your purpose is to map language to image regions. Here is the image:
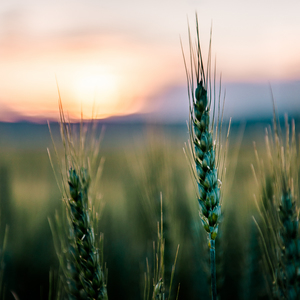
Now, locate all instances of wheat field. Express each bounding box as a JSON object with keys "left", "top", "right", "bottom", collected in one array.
[{"left": 0, "top": 115, "right": 295, "bottom": 299}]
